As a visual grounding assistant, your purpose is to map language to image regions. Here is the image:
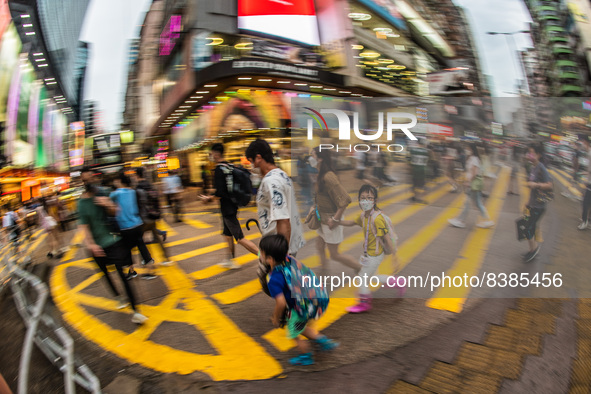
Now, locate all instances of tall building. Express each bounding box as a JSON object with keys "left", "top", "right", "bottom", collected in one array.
[
  {"left": 82, "top": 100, "right": 98, "bottom": 136},
  {"left": 524, "top": 0, "right": 587, "bottom": 97},
  {"left": 8, "top": 0, "right": 90, "bottom": 119},
  {"left": 123, "top": 39, "right": 140, "bottom": 136},
  {"left": 2, "top": 0, "right": 88, "bottom": 169},
  {"left": 74, "top": 41, "right": 89, "bottom": 120},
  {"left": 123, "top": 1, "right": 164, "bottom": 146},
  {"left": 36, "top": 0, "right": 90, "bottom": 115}
]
